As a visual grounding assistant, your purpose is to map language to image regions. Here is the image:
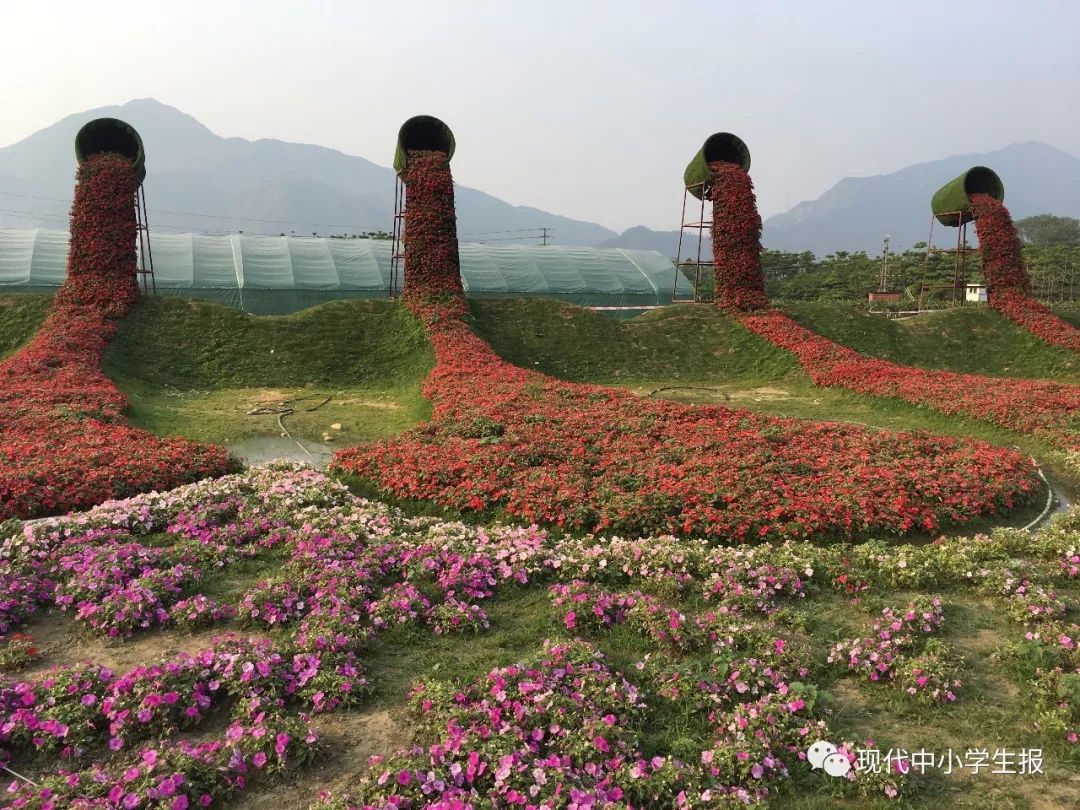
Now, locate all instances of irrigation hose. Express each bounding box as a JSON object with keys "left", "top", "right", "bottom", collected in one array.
[
  {"left": 649, "top": 386, "right": 729, "bottom": 400},
  {"left": 275, "top": 411, "right": 315, "bottom": 460},
  {"left": 2, "top": 764, "right": 38, "bottom": 787},
  {"left": 247, "top": 396, "right": 331, "bottom": 461},
  {"left": 1020, "top": 463, "right": 1055, "bottom": 533}
]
